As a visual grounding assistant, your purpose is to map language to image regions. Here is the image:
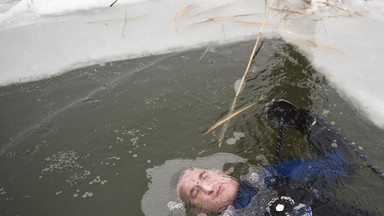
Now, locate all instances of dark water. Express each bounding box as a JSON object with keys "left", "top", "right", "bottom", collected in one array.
[{"left": 0, "top": 38, "right": 383, "bottom": 215}]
